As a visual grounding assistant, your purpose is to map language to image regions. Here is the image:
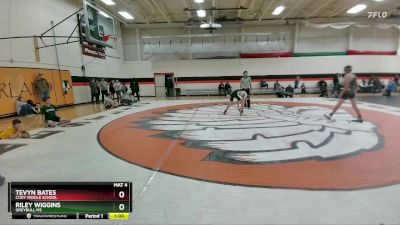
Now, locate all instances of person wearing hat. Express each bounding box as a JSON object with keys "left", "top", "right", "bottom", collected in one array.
[
  {"left": 324, "top": 65, "right": 363, "bottom": 122},
  {"left": 223, "top": 89, "right": 248, "bottom": 116}
]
